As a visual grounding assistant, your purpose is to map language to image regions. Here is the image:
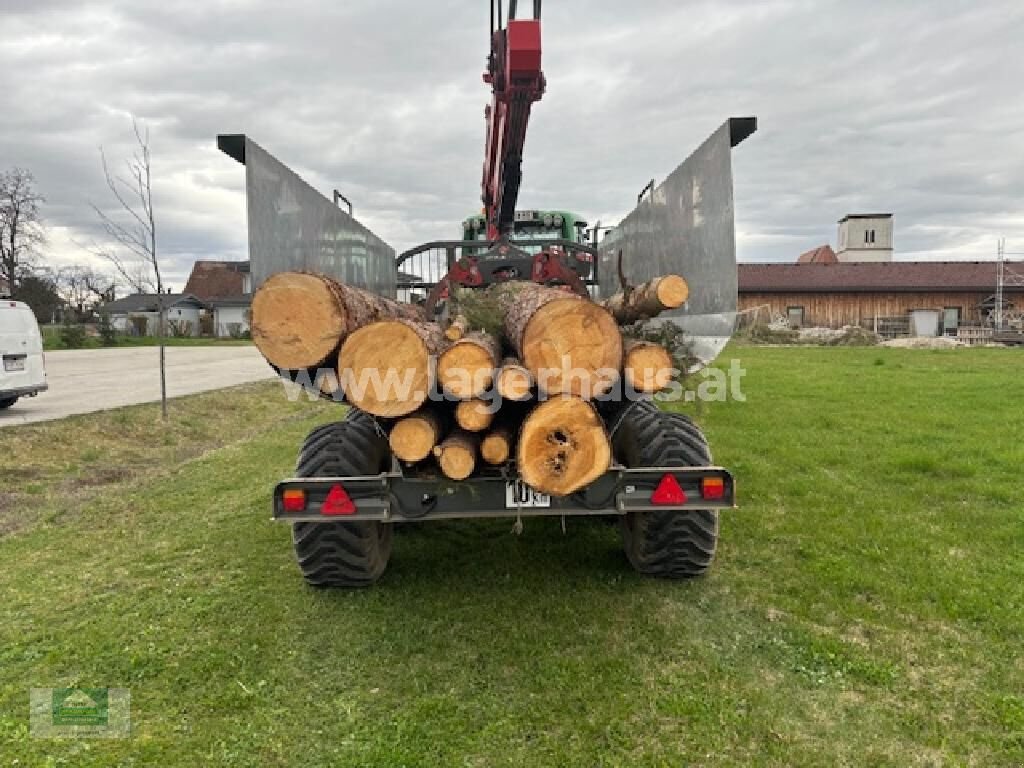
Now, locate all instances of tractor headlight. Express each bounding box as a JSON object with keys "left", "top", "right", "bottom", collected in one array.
[
  {"left": 553, "top": 214, "right": 563, "bottom": 227},
  {"left": 542, "top": 213, "right": 554, "bottom": 227}
]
